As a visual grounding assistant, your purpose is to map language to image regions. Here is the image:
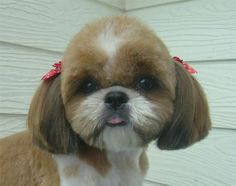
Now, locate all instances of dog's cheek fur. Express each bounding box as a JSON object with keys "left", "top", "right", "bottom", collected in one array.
[
  {"left": 28, "top": 76, "right": 81, "bottom": 154},
  {"left": 157, "top": 62, "right": 212, "bottom": 150},
  {"left": 129, "top": 94, "right": 174, "bottom": 143},
  {"left": 64, "top": 90, "right": 108, "bottom": 148}
]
